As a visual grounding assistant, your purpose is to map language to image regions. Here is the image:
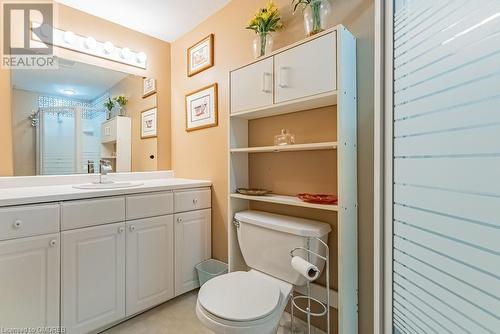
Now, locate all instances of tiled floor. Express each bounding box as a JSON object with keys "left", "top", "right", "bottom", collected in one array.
[
  {"left": 102, "top": 290, "right": 213, "bottom": 334},
  {"left": 102, "top": 290, "right": 320, "bottom": 334}
]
